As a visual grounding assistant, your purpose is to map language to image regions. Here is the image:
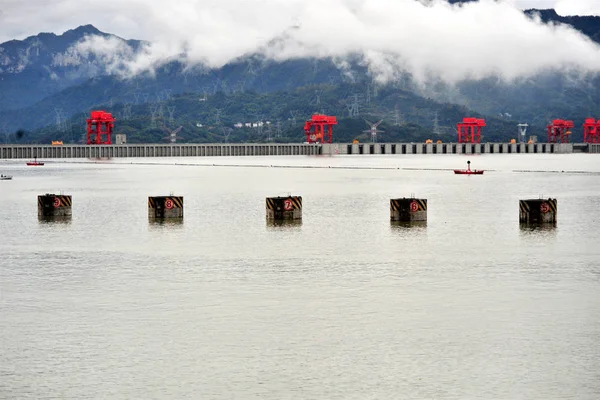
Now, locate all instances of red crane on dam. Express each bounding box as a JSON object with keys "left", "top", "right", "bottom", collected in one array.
[
  {"left": 304, "top": 114, "right": 338, "bottom": 144},
  {"left": 547, "top": 119, "right": 573, "bottom": 144},
  {"left": 457, "top": 117, "right": 486, "bottom": 144},
  {"left": 583, "top": 118, "right": 600, "bottom": 143},
  {"left": 87, "top": 110, "right": 116, "bottom": 145}
]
